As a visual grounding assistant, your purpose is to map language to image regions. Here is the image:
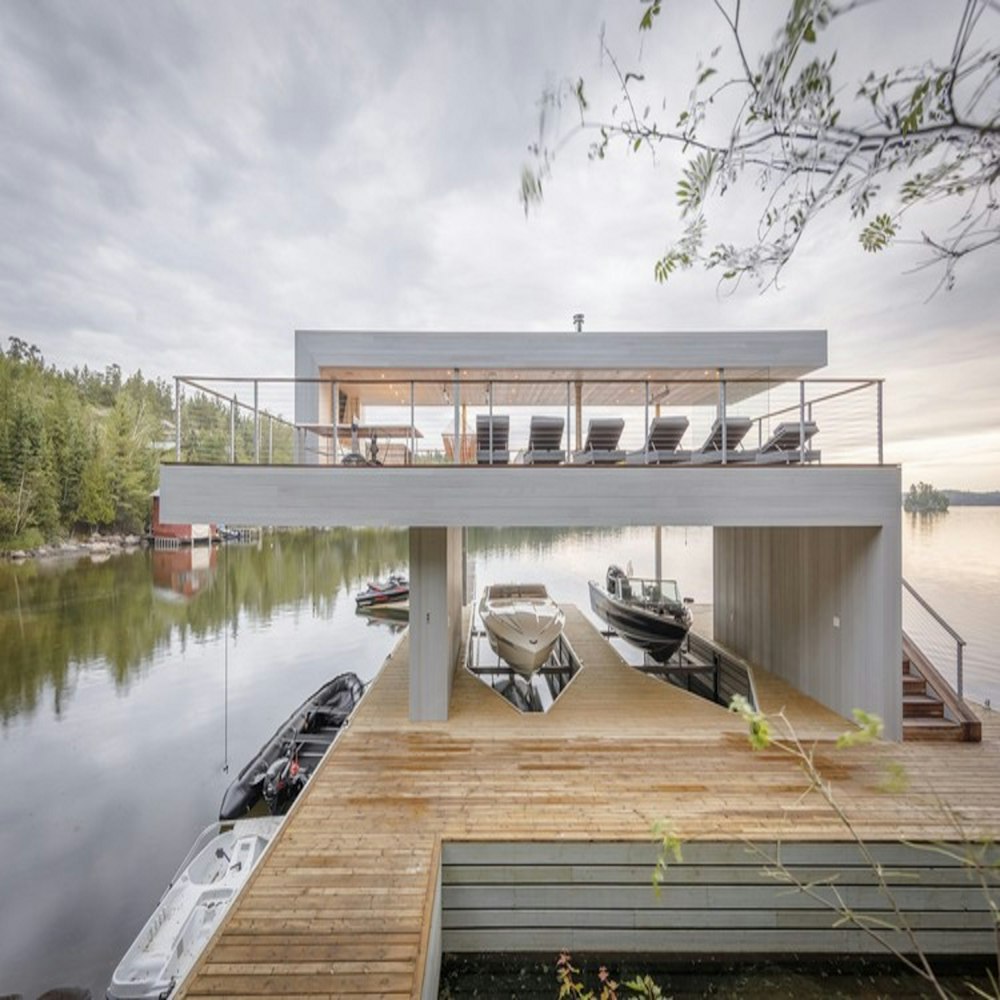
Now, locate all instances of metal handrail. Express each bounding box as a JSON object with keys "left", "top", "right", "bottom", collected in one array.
[{"left": 902, "top": 577, "right": 966, "bottom": 699}]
